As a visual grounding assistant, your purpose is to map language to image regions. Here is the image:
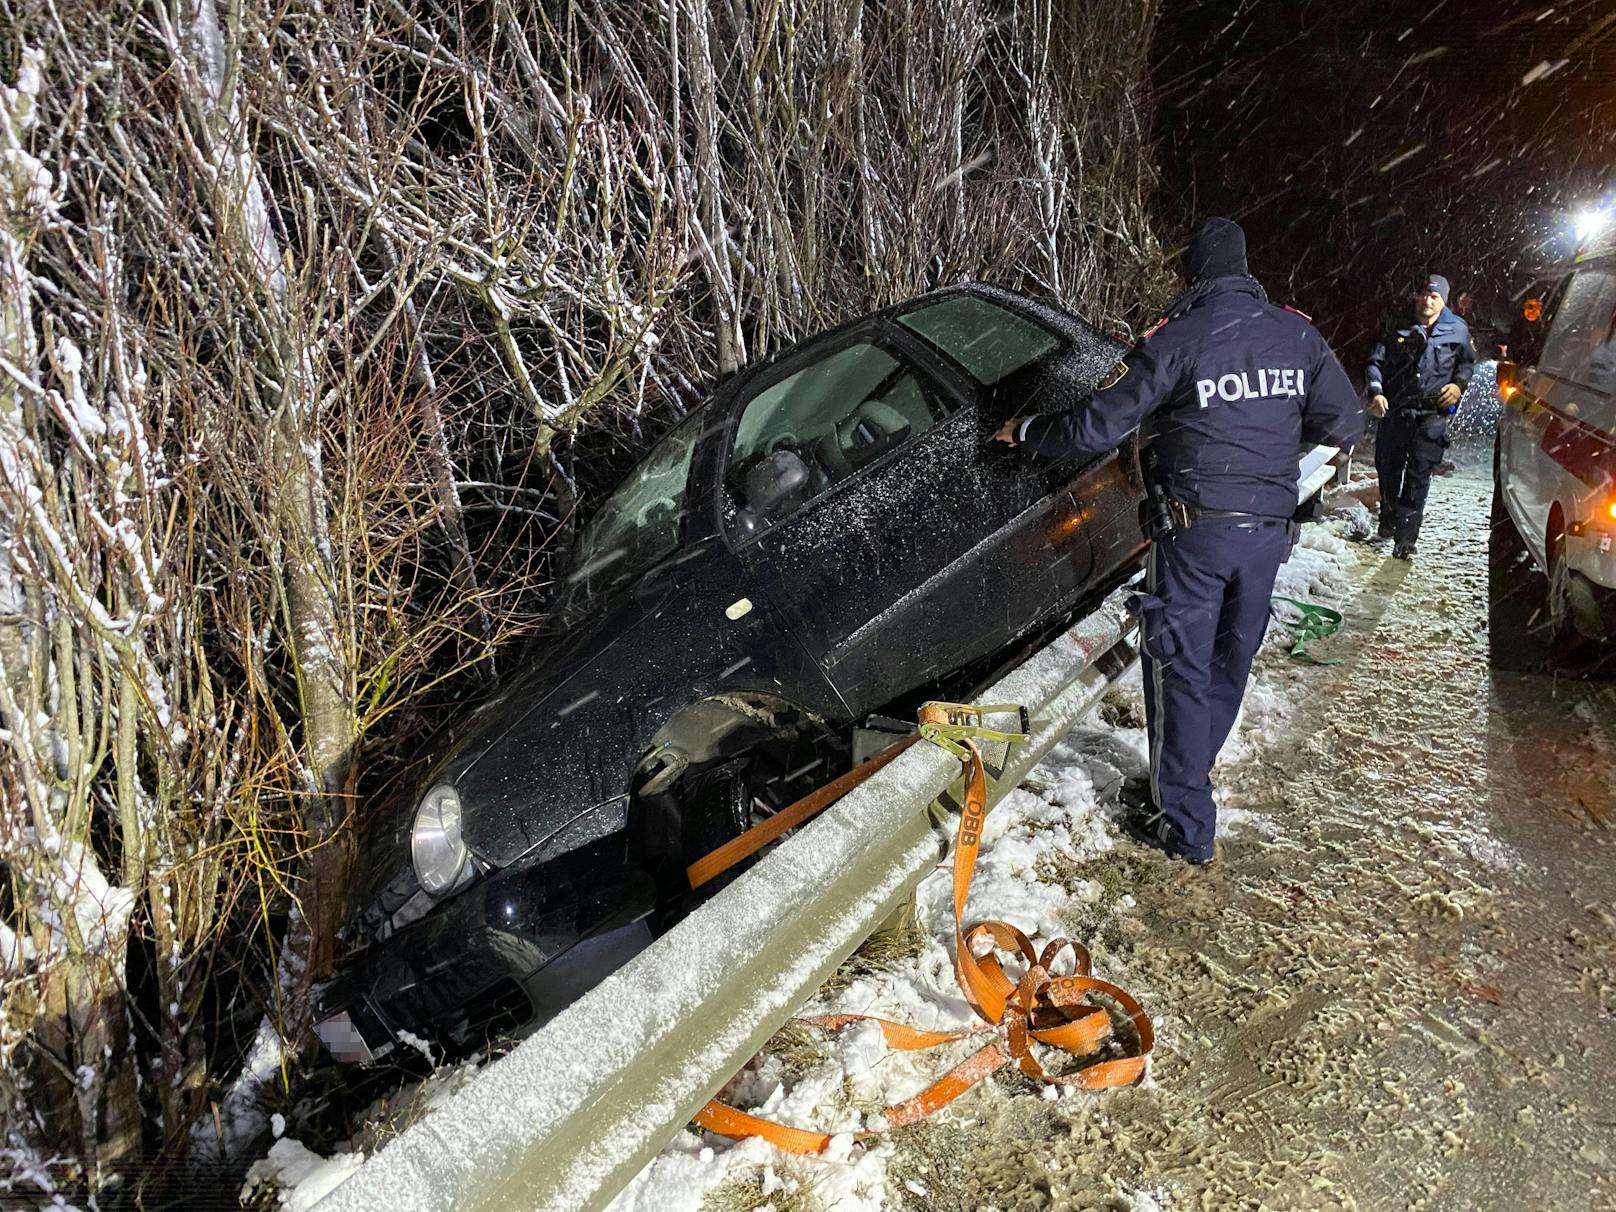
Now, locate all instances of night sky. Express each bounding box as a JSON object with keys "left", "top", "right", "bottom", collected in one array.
[{"left": 1152, "top": 0, "right": 1616, "bottom": 360}]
